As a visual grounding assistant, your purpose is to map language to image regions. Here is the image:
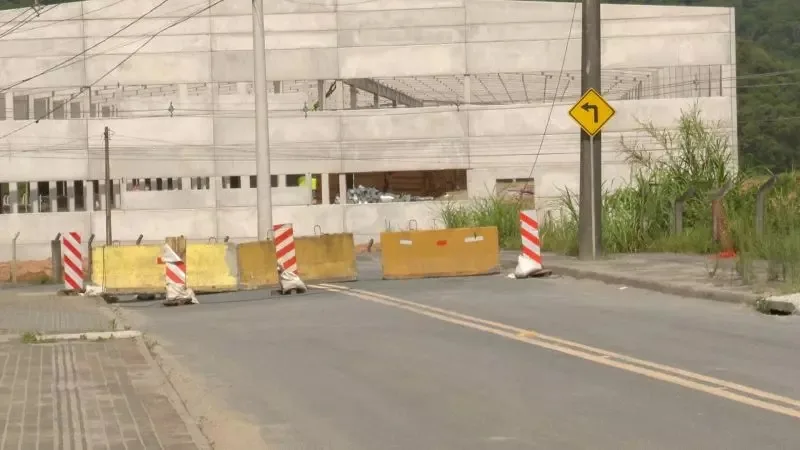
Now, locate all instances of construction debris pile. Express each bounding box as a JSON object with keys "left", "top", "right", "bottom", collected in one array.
[{"left": 335, "top": 185, "right": 434, "bottom": 204}]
